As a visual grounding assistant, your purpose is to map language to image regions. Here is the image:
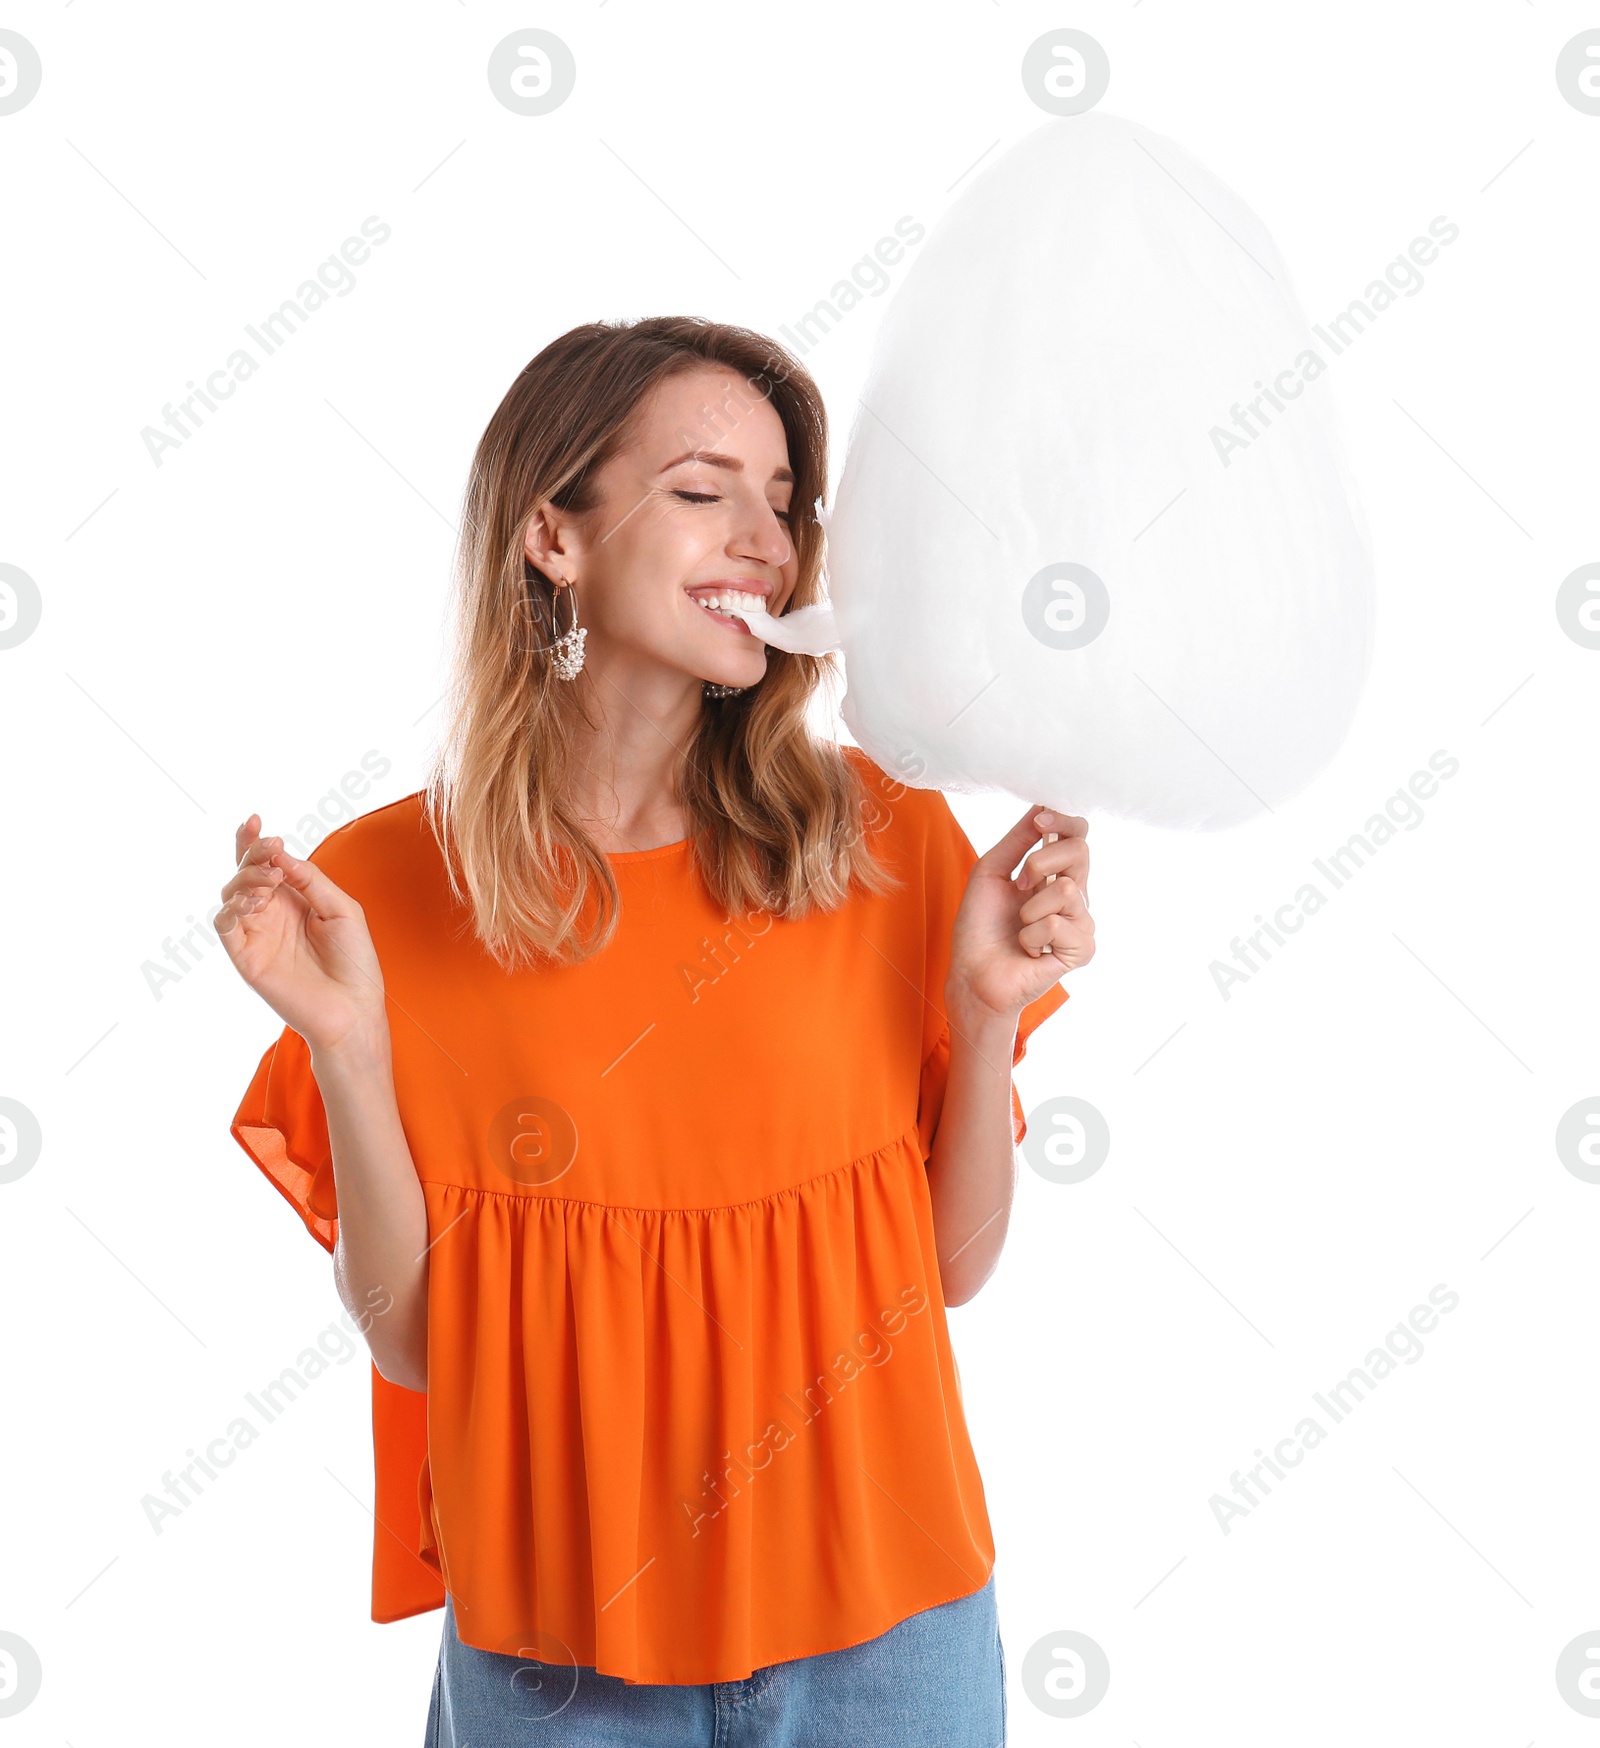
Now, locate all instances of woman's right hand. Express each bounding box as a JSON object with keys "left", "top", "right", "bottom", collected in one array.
[{"left": 217, "top": 816, "right": 388, "bottom": 1055}]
